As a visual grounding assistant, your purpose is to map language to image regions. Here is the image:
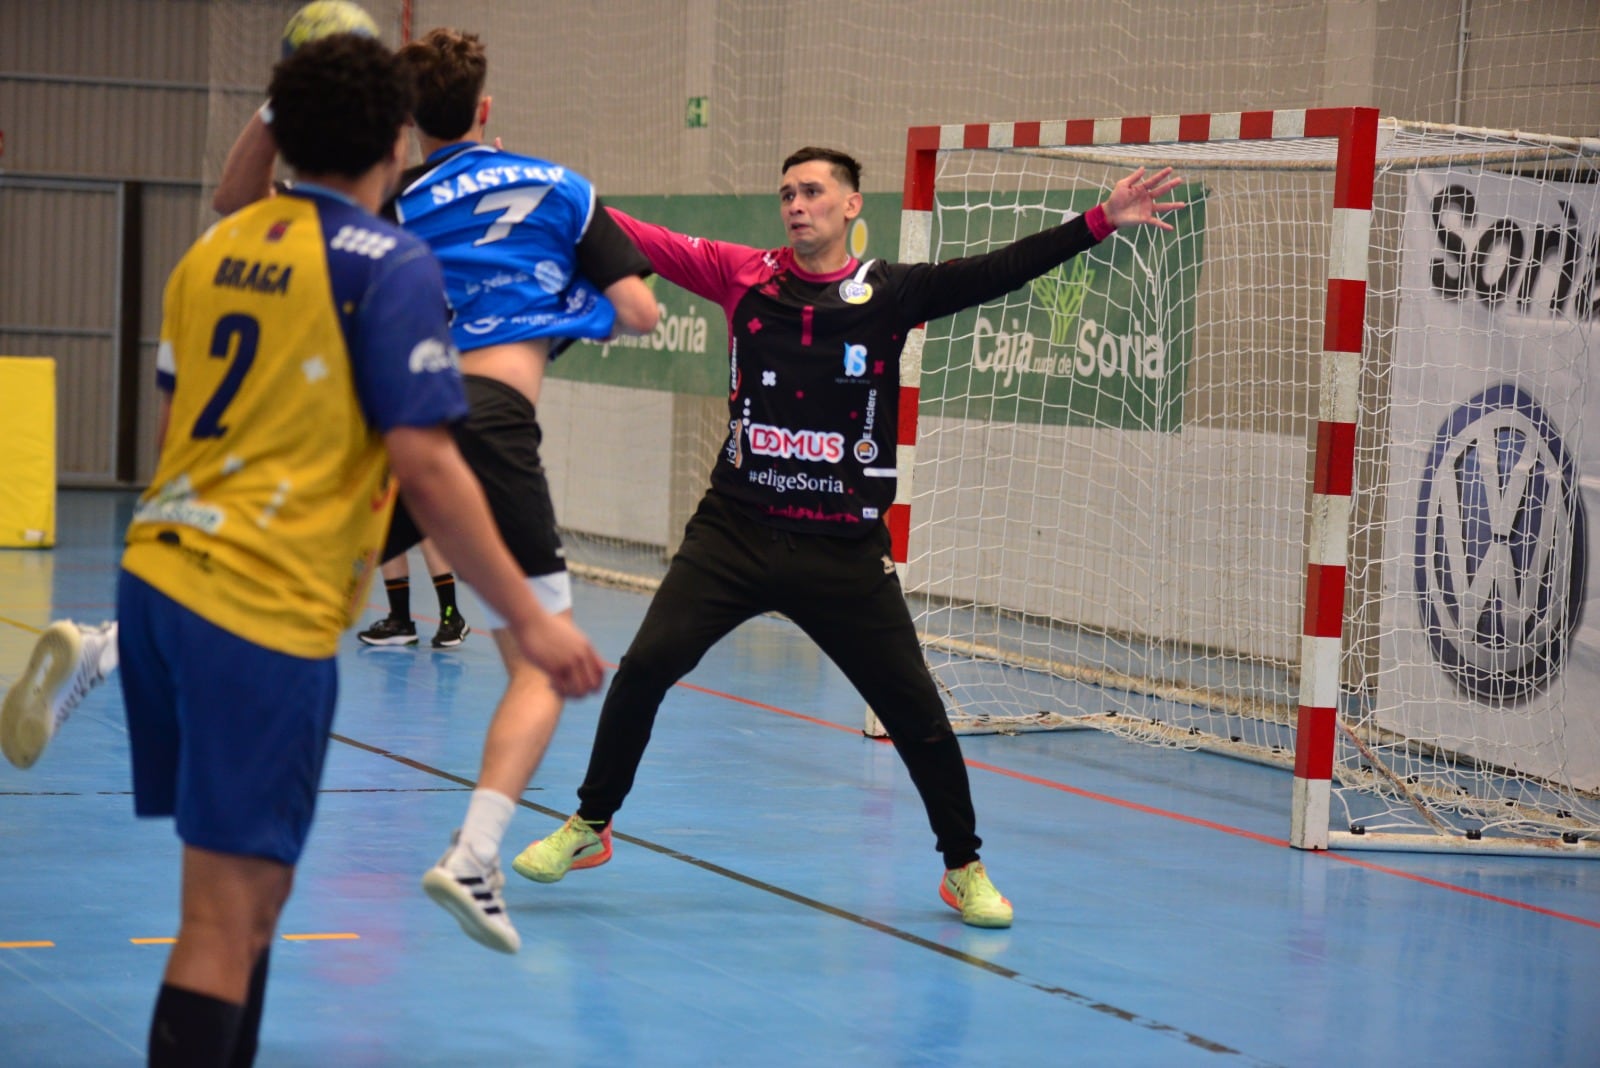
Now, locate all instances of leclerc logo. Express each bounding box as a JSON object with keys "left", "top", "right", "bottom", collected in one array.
[
  {"left": 844, "top": 343, "right": 868, "bottom": 377},
  {"left": 1414, "top": 383, "right": 1587, "bottom": 704}
]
